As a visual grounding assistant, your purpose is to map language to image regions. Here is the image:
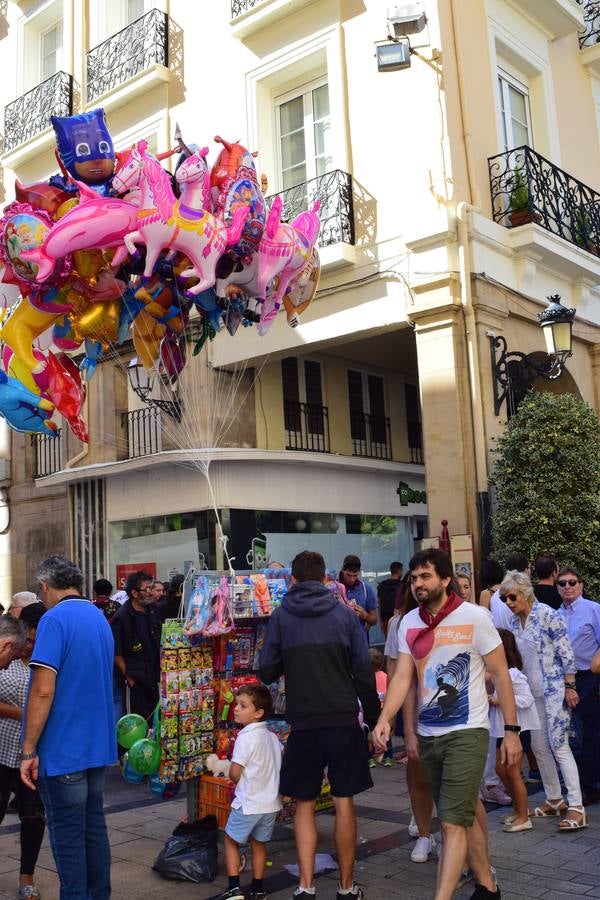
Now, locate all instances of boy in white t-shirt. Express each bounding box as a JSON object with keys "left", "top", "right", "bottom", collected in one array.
[{"left": 218, "top": 684, "right": 283, "bottom": 900}]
